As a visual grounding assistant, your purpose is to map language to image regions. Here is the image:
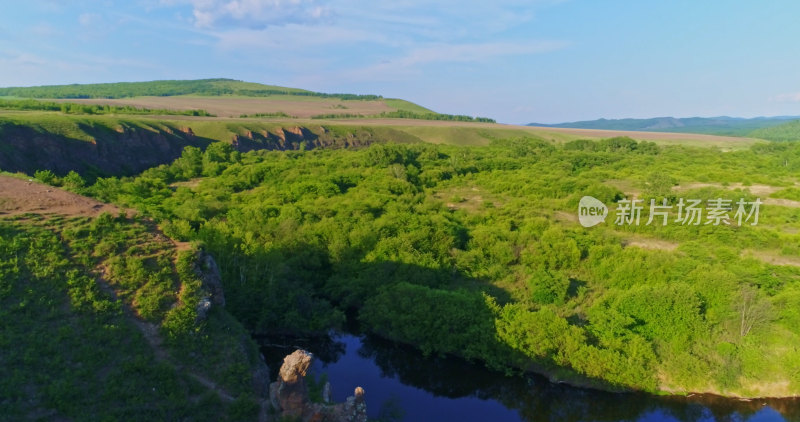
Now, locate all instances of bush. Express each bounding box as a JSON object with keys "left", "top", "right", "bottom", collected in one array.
[{"left": 34, "top": 169, "right": 59, "bottom": 185}]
